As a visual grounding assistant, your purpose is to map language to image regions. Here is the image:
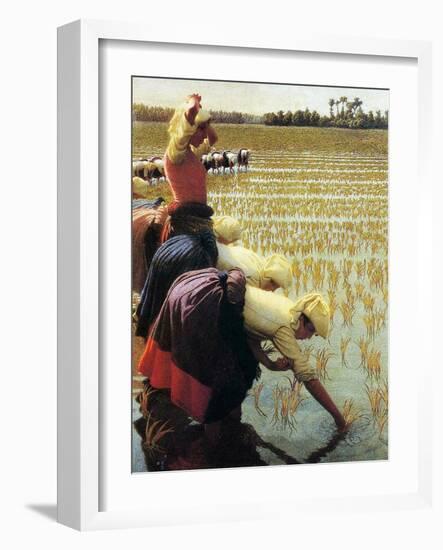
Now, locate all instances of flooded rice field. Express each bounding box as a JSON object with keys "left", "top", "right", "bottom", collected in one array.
[{"left": 132, "top": 122, "right": 388, "bottom": 471}]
